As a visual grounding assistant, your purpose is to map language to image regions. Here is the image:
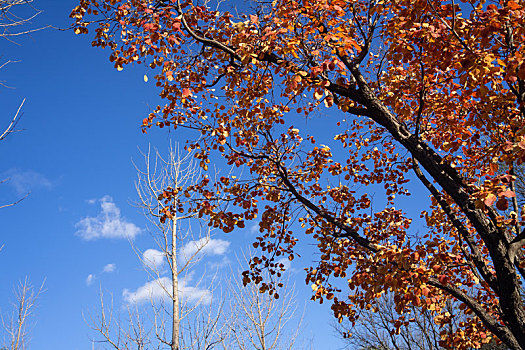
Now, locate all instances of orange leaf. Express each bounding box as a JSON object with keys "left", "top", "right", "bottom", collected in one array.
[
  {"left": 182, "top": 88, "right": 192, "bottom": 98},
  {"left": 508, "top": 0, "right": 521, "bottom": 10},
  {"left": 484, "top": 193, "right": 497, "bottom": 207}
]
